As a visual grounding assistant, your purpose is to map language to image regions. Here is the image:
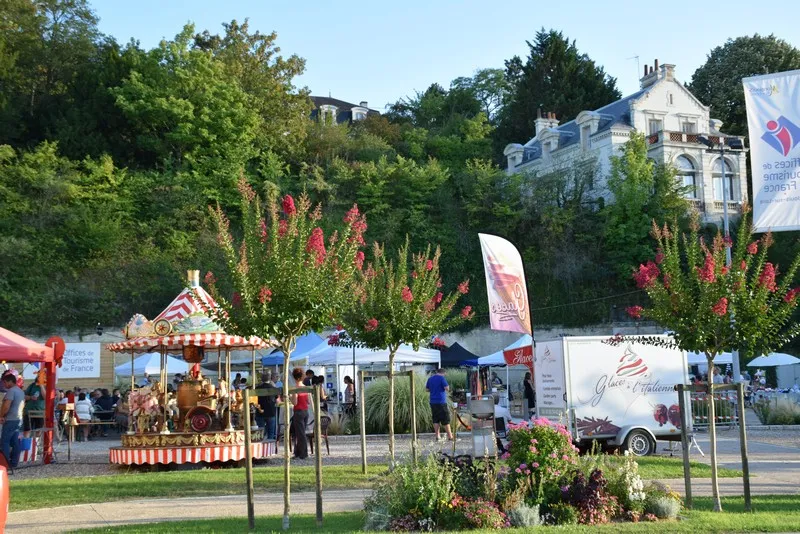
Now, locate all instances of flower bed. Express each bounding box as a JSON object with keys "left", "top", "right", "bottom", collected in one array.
[{"left": 363, "top": 417, "right": 682, "bottom": 530}]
